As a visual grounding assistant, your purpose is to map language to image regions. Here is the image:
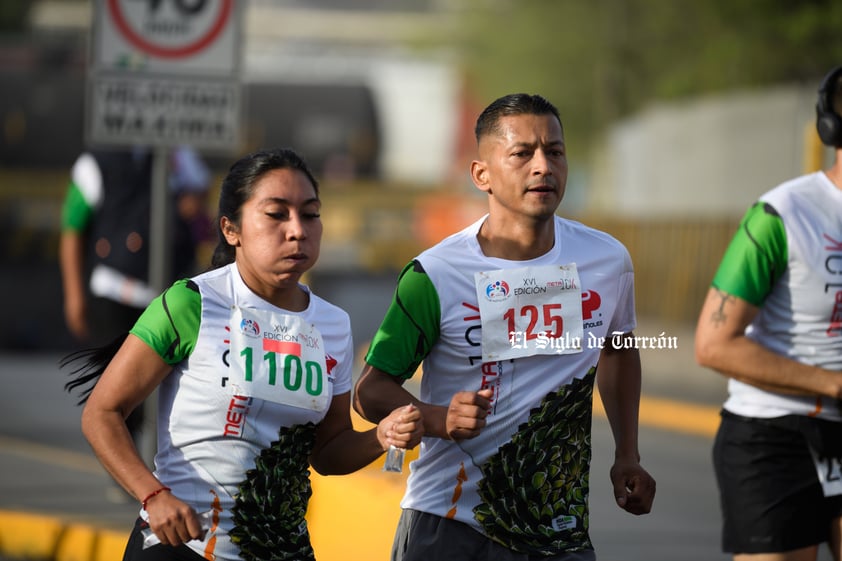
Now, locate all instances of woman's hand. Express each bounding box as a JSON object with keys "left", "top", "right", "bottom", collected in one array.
[
  {"left": 377, "top": 404, "right": 424, "bottom": 451},
  {"left": 144, "top": 490, "right": 206, "bottom": 546}
]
